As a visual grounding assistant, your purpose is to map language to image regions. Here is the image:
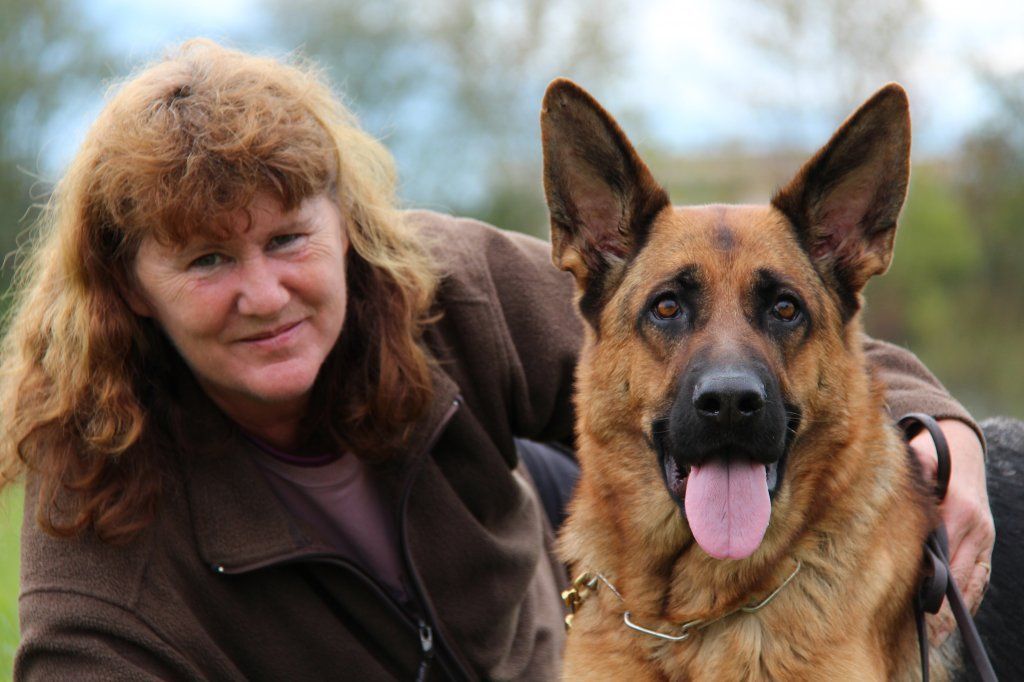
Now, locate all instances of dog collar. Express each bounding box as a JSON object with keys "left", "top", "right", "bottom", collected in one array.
[{"left": 562, "top": 558, "right": 802, "bottom": 642}]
